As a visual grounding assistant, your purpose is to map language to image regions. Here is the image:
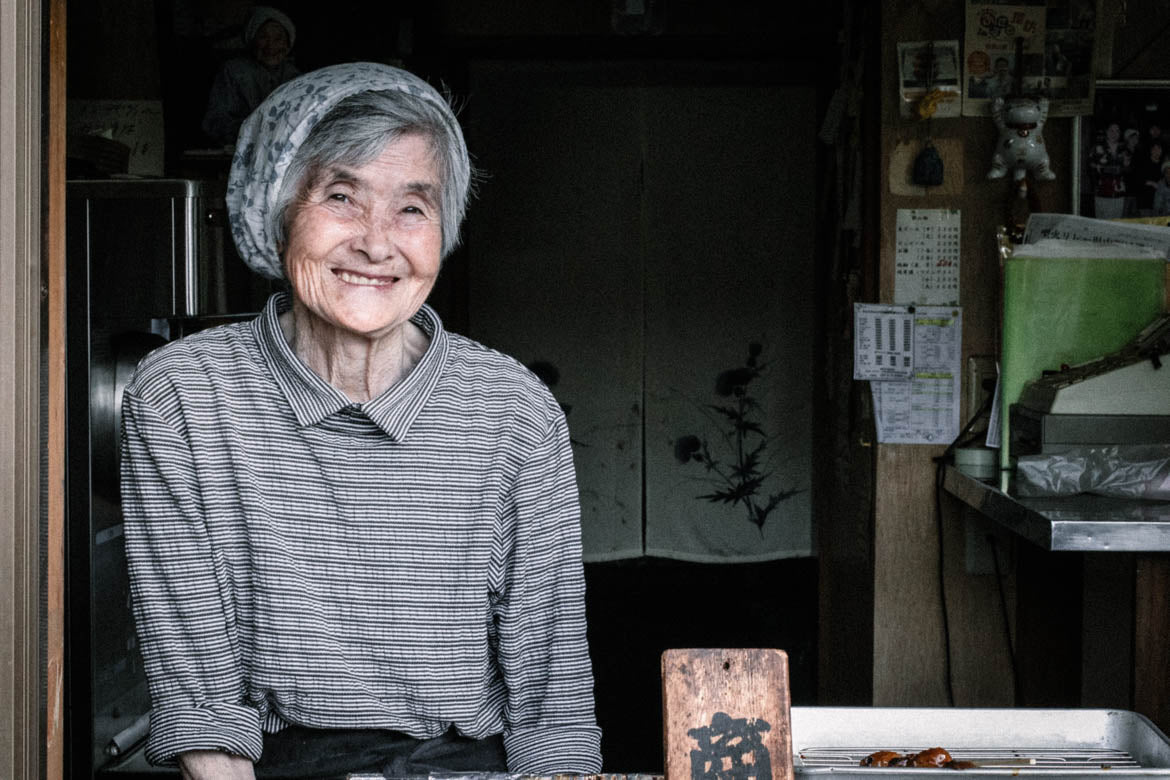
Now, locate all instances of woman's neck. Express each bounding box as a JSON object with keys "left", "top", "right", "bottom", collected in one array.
[{"left": 280, "top": 303, "right": 429, "bottom": 403}]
